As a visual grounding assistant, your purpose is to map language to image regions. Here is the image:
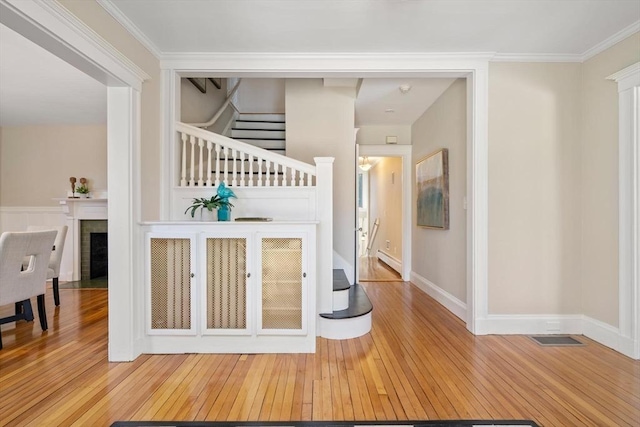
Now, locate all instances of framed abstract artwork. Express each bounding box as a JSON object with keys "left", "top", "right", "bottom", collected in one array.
[{"left": 416, "top": 148, "right": 449, "bottom": 229}]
